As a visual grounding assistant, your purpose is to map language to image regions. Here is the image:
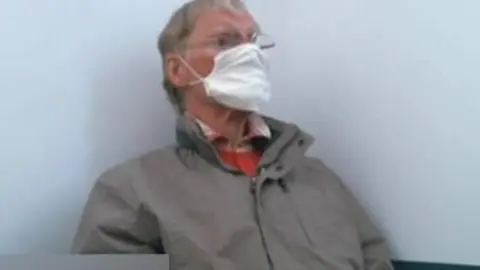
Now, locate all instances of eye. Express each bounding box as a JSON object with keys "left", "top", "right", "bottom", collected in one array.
[
  {"left": 215, "top": 32, "right": 244, "bottom": 50},
  {"left": 216, "top": 35, "right": 231, "bottom": 49}
]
